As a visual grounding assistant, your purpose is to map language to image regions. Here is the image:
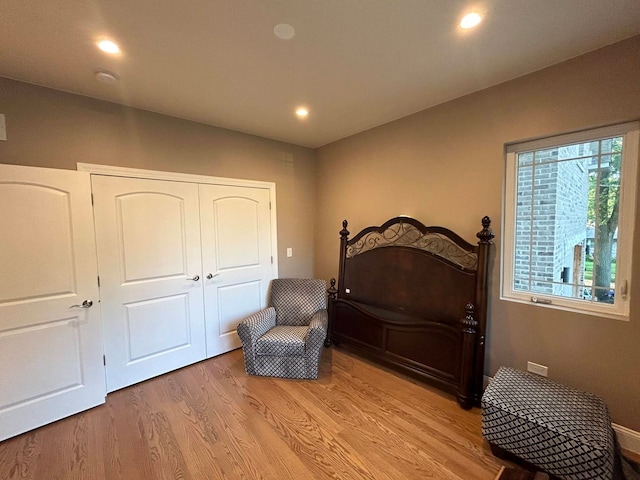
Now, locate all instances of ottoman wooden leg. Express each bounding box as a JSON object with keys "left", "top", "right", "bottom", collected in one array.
[{"left": 489, "top": 442, "right": 559, "bottom": 480}]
